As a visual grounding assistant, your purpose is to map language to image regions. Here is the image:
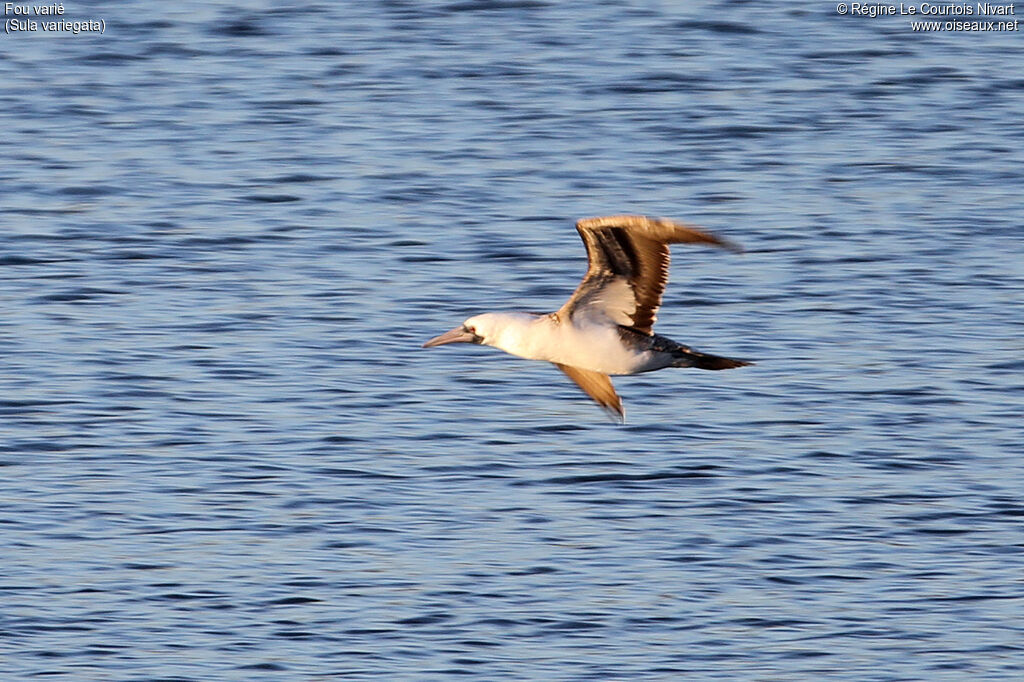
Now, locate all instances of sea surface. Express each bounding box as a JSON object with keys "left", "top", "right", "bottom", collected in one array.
[{"left": 2, "top": 1, "right": 1023, "bottom": 680}]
